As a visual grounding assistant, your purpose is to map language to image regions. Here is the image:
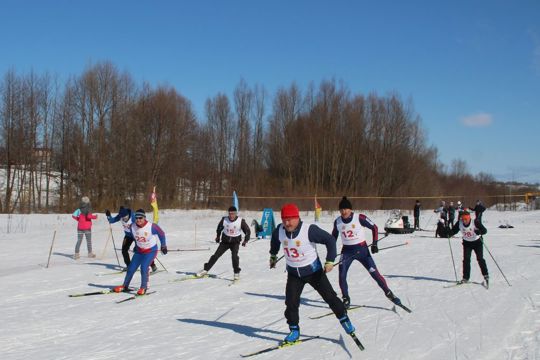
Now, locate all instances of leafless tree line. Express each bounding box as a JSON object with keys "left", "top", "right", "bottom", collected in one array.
[{"left": 0, "top": 62, "right": 513, "bottom": 213}]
